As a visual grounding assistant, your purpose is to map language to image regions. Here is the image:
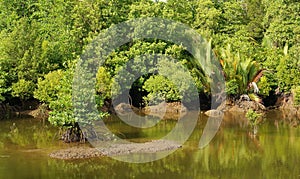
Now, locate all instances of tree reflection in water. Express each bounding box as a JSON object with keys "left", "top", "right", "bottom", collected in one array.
[{"left": 0, "top": 111, "right": 300, "bottom": 178}]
